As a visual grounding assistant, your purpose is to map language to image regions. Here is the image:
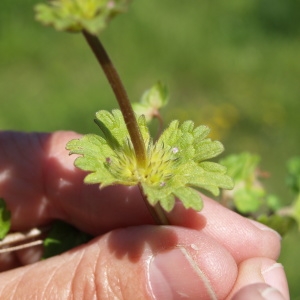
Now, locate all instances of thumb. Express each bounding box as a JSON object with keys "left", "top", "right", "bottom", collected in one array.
[
  {"left": 228, "top": 257, "right": 289, "bottom": 300},
  {"left": 0, "top": 226, "right": 237, "bottom": 300},
  {"left": 231, "top": 283, "right": 286, "bottom": 300}
]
